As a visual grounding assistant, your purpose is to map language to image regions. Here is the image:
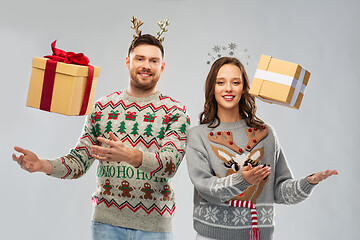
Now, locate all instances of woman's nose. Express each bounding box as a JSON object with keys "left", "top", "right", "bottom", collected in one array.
[{"left": 225, "top": 83, "right": 232, "bottom": 91}]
